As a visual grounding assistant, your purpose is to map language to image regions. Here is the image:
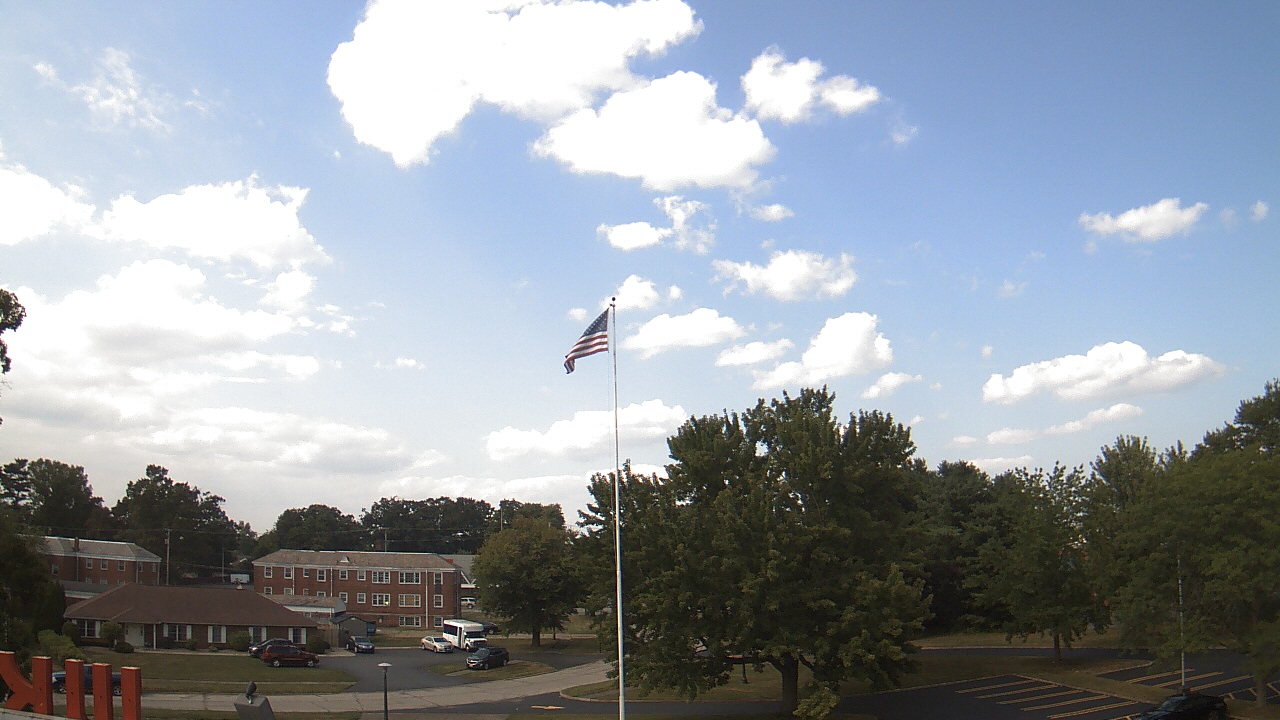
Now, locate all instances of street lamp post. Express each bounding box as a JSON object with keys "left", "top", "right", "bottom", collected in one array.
[{"left": 378, "top": 662, "right": 391, "bottom": 720}]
